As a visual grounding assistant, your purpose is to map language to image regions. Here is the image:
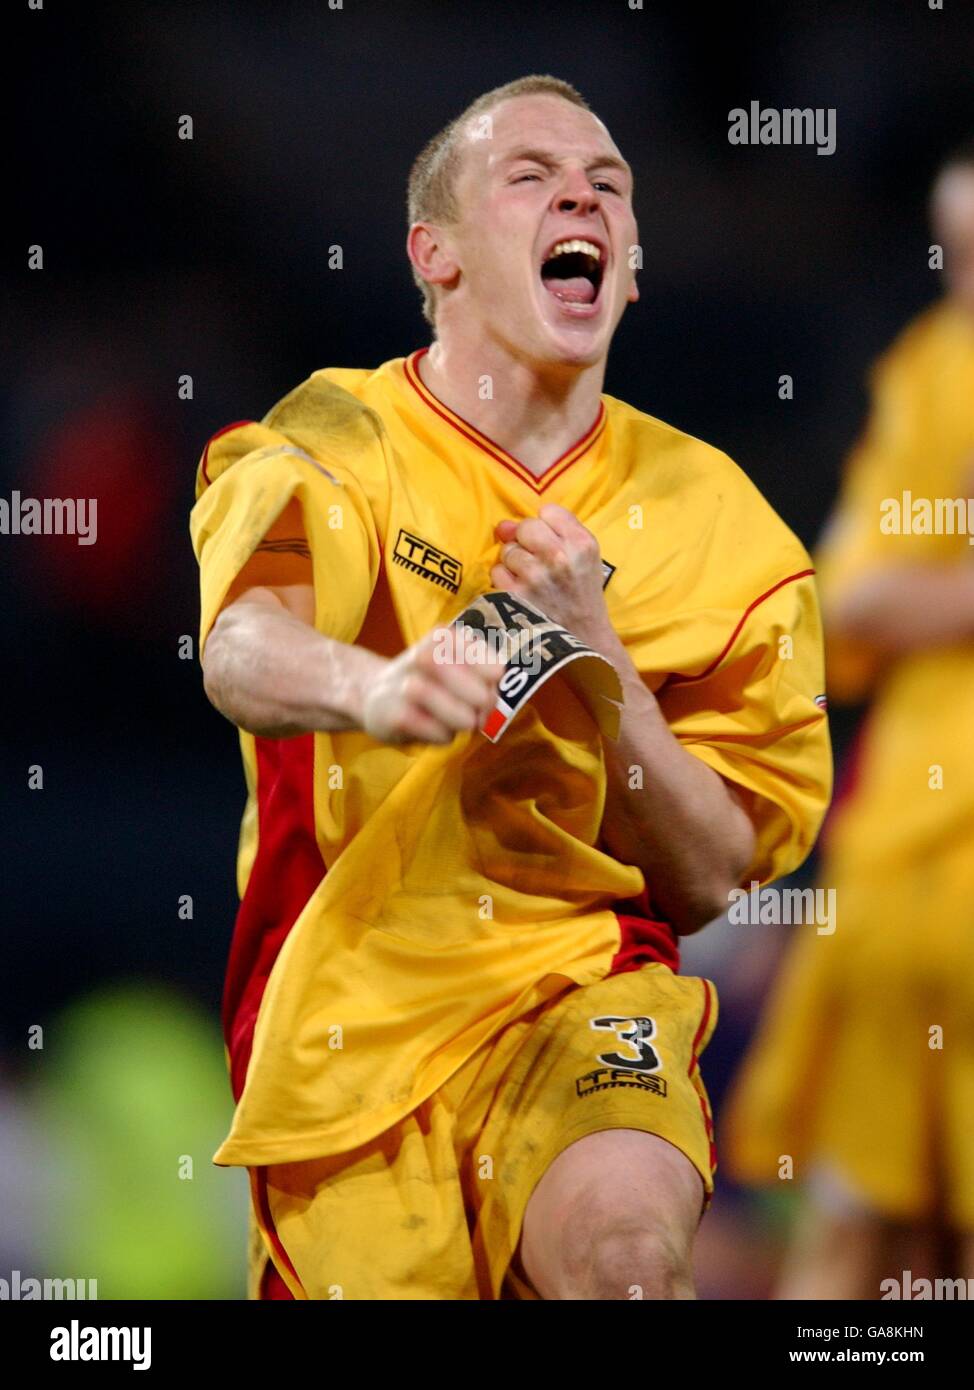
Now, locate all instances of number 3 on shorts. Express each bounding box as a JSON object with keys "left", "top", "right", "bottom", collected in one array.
[{"left": 589, "top": 1015, "right": 661, "bottom": 1073}]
